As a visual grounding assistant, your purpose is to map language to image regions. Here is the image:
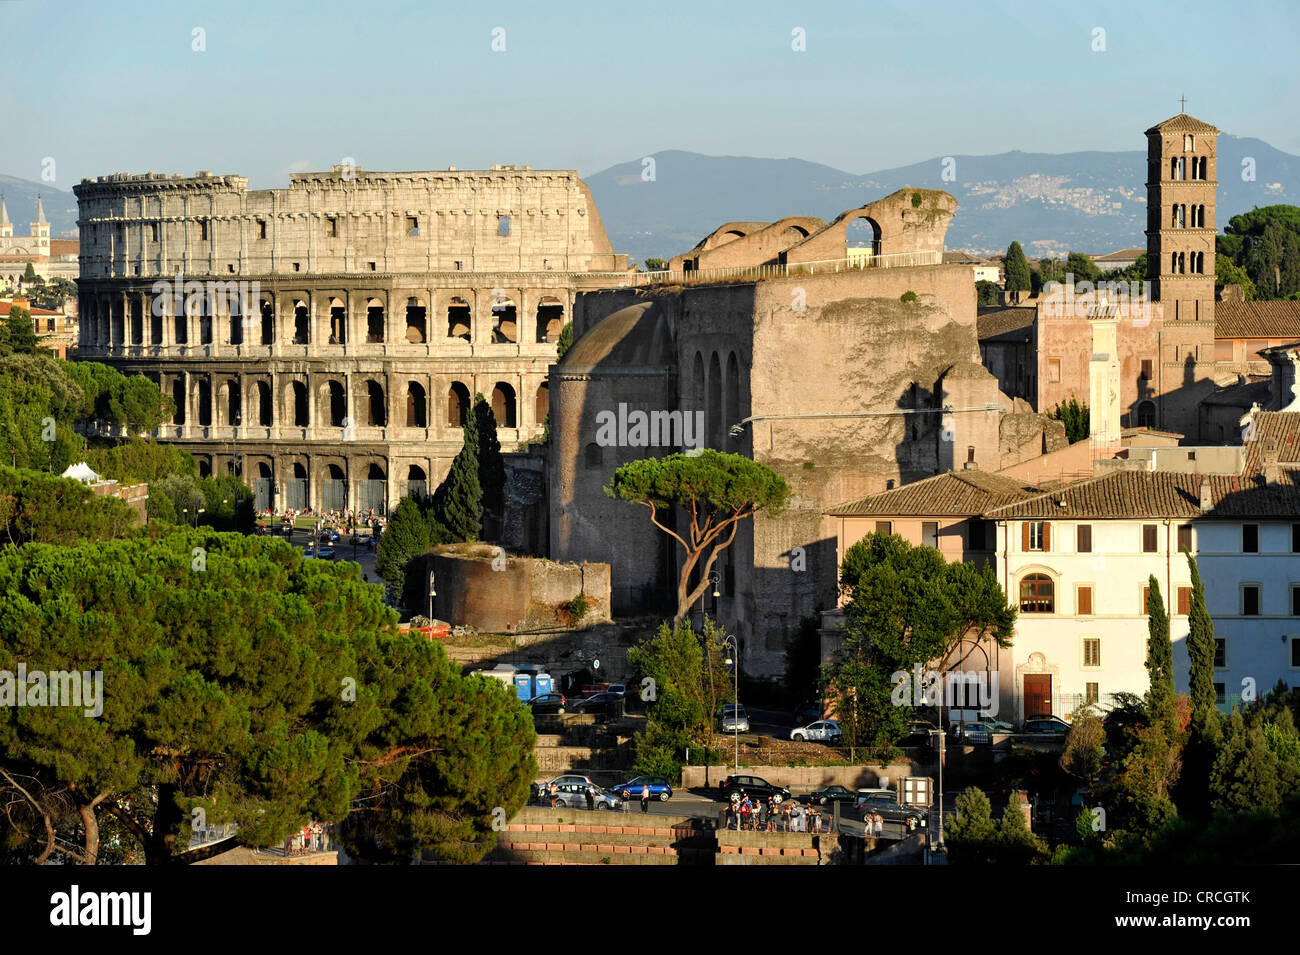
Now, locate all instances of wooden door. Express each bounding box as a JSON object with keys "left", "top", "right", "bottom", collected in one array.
[{"left": 1024, "top": 674, "right": 1052, "bottom": 718}]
